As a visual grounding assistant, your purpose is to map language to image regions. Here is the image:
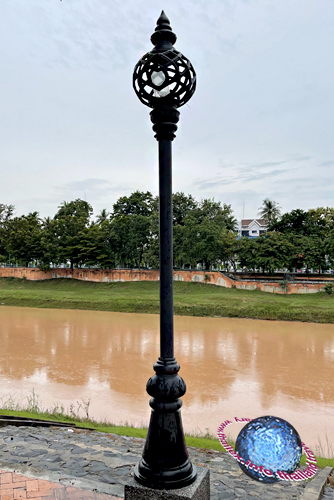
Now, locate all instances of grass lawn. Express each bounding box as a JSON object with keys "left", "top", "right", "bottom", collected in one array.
[{"left": 0, "top": 277, "right": 334, "bottom": 323}]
